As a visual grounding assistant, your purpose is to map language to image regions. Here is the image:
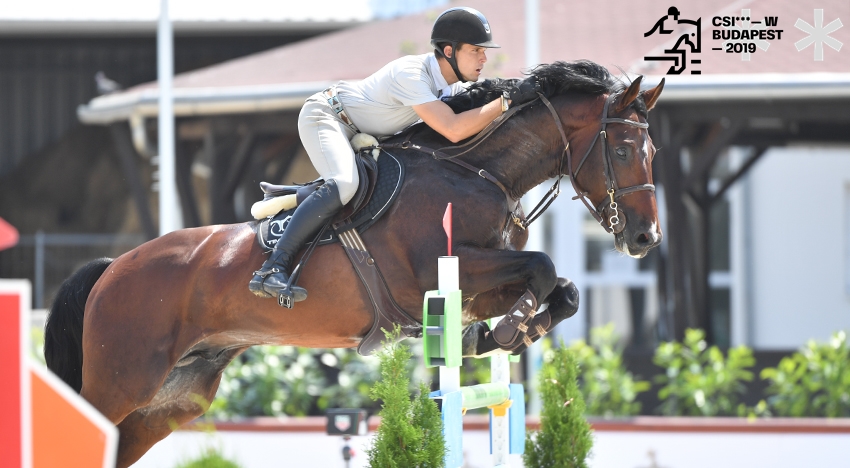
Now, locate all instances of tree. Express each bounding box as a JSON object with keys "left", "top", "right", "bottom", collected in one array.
[
  {"left": 367, "top": 327, "right": 445, "bottom": 467},
  {"left": 524, "top": 342, "right": 593, "bottom": 468}
]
